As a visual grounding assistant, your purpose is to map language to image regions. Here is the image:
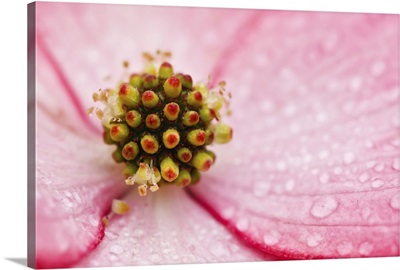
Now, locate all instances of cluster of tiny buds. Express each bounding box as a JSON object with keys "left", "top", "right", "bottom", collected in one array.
[{"left": 89, "top": 52, "right": 233, "bottom": 197}]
